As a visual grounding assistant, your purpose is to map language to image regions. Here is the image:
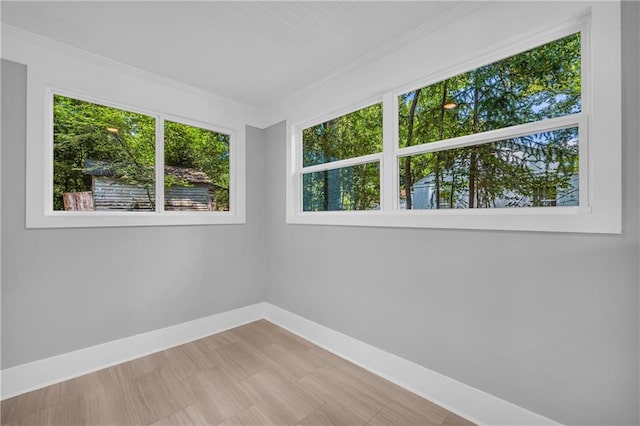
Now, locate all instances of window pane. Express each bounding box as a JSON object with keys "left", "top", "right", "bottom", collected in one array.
[
  {"left": 302, "top": 103, "right": 383, "bottom": 167},
  {"left": 303, "top": 162, "right": 380, "bottom": 211},
  {"left": 53, "top": 94, "right": 156, "bottom": 211},
  {"left": 398, "top": 33, "right": 581, "bottom": 148},
  {"left": 164, "top": 121, "right": 230, "bottom": 211},
  {"left": 399, "top": 127, "right": 579, "bottom": 209}
]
